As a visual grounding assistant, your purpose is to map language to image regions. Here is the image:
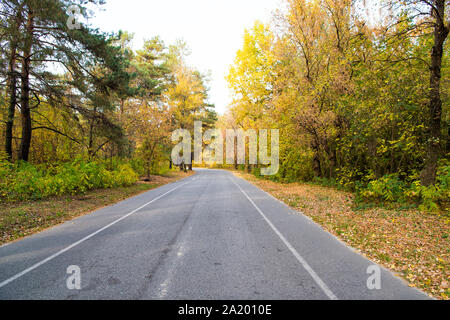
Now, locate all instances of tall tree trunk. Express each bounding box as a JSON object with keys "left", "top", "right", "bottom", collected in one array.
[
  {"left": 234, "top": 136, "right": 238, "bottom": 169},
  {"left": 5, "top": 0, "right": 23, "bottom": 161},
  {"left": 5, "top": 43, "right": 17, "bottom": 161},
  {"left": 18, "top": 10, "right": 34, "bottom": 162},
  {"left": 147, "top": 141, "right": 157, "bottom": 178},
  {"left": 188, "top": 151, "right": 193, "bottom": 171},
  {"left": 420, "top": 0, "right": 449, "bottom": 186},
  {"left": 88, "top": 107, "right": 97, "bottom": 159}
]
